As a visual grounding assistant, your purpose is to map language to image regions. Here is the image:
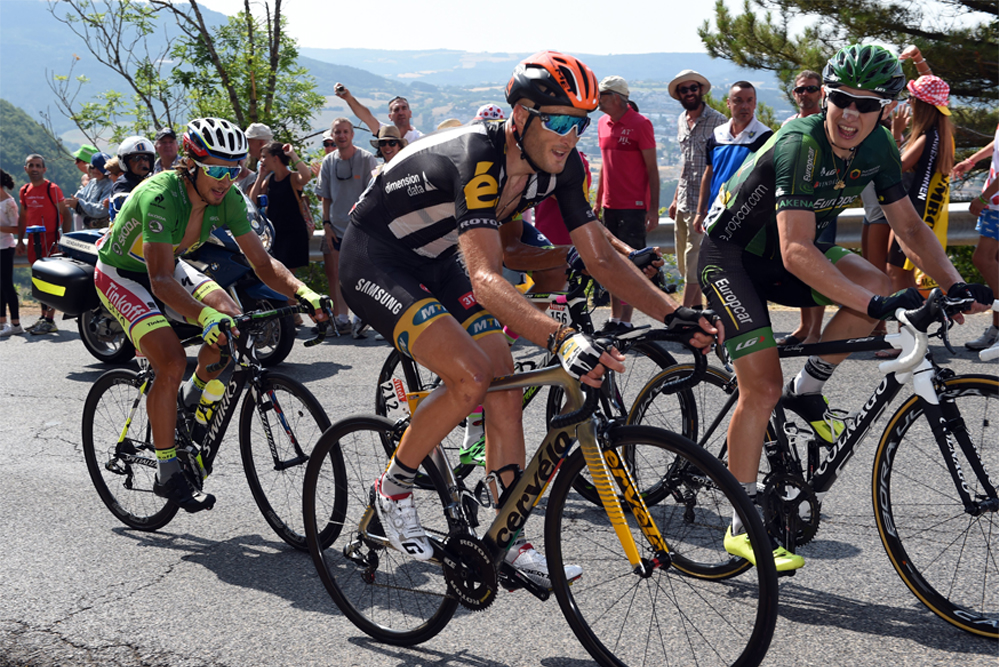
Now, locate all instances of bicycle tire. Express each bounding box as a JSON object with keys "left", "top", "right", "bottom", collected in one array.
[
  {"left": 303, "top": 415, "right": 459, "bottom": 645},
  {"left": 545, "top": 425, "right": 778, "bottom": 667},
  {"left": 82, "top": 369, "right": 178, "bottom": 530},
  {"left": 374, "top": 349, "right": 475, "bottom": 485},
  {"left": 872, "top": 374, "right": 998, "bottom": 638},
  {"left": 239, "top": 372, "right": 334, "bottom": 550}
]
